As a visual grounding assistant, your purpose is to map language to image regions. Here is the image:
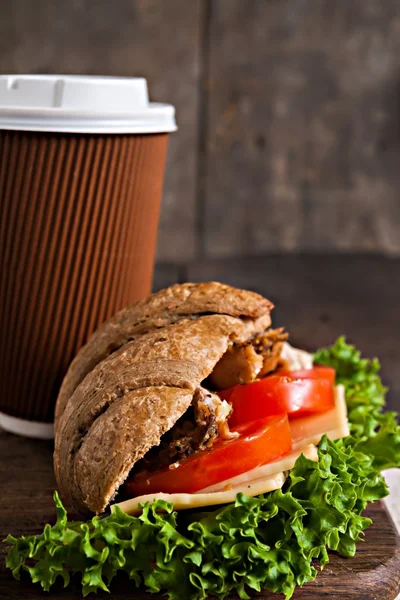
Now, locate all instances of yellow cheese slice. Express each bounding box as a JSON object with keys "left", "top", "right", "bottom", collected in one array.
[
  {"left": 112, "top": 471, "right": 286, "bottom": 516},
  {"left": 197, "top": 444, "right": 318, "bottom": 493},
  {"left": 291, "top": 384, "right": 349, "bottom": 450}
]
